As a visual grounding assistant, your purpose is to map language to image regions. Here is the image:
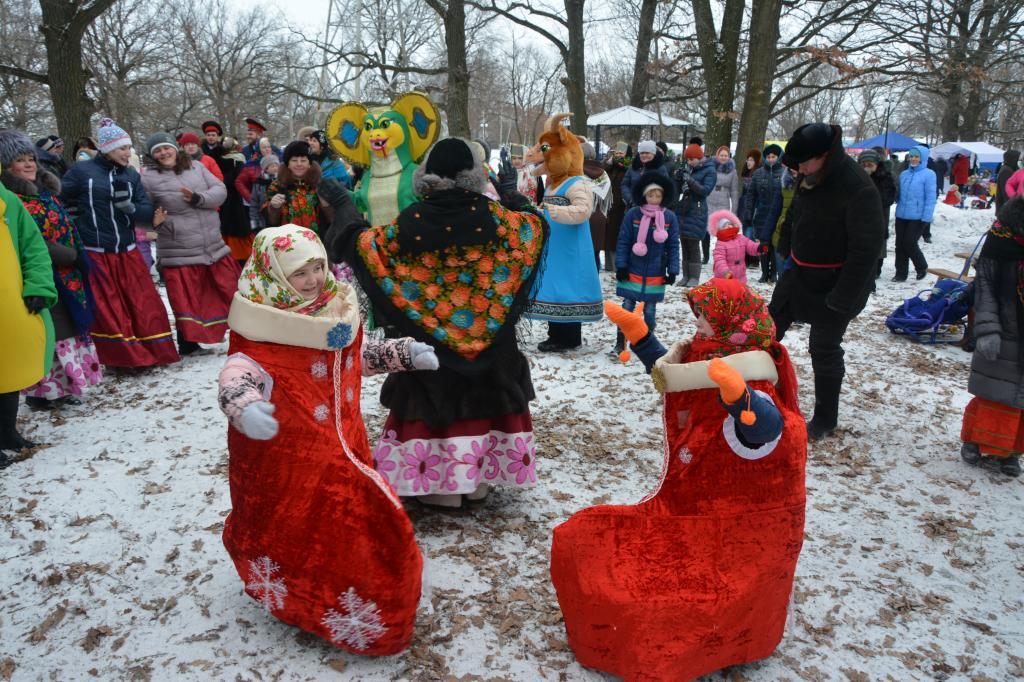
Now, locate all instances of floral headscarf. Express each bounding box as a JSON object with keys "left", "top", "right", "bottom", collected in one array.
[
  {"left": 686, "top": 277, "right": 799, "bottom": 412},
  {"left": 238, "top": 225, "right": 338, "bottom": 316}
]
